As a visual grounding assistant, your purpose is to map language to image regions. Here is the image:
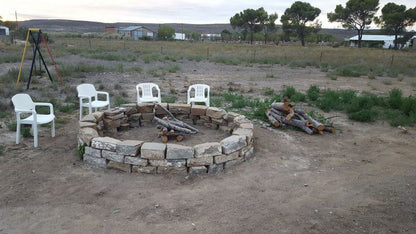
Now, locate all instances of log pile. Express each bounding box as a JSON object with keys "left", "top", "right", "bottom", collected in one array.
[
  {"left": 265, "top": 99, "right": 335, "bottom": 135},
  {"left": 154, "top": 104, "right": 198, "bottom": 143}
]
